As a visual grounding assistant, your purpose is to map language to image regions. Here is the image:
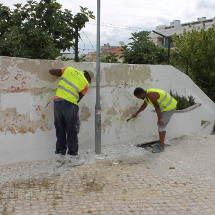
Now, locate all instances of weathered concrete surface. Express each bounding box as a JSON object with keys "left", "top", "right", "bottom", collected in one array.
[
  {"left": 0, "top": 134, "right": 215, "bottom": 214},
  {"left": 0, "top": 56, "right": 215, "bottom": 164}
]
